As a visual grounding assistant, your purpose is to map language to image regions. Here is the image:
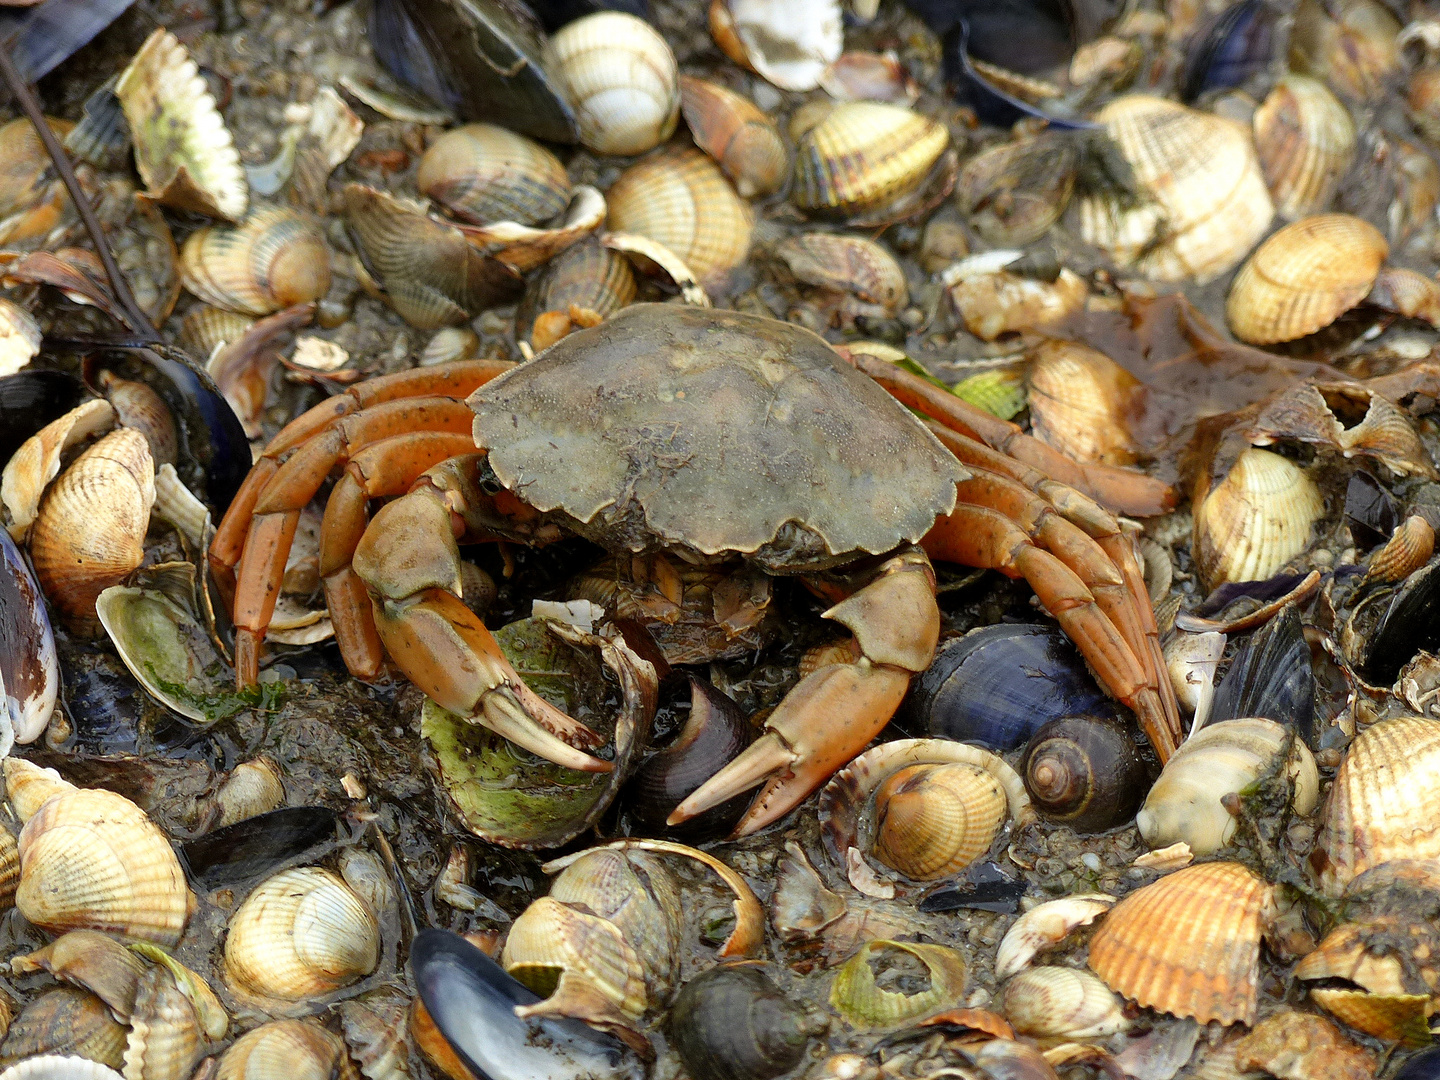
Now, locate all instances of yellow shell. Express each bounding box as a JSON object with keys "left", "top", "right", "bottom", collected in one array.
[
  {"left": 871, "top": 762, "right": 1008, "bottom": 881},
  {"left": 1253, "top": 76, "right": 1357, "bottom": 220},
  {"left": 829, "top": 940, "right": 967, "bottom": 1029},
  {"left": 1315, "top": 714, "right": 1440, "bottom": 896},
  {"left": 1367, "top": 265, "right": 1440, "bottom": 325},
  {"left": 1087, "top": 861, "right": 1273, "bottom": 1026},
  {"left": 1001, "top": 965, "right": 1129, "bottom": 1040},
  {"left": 4, "top": 758, "right": 77, "bottom": 824},
  {"left": 215, "top": 1020, "right": 356, "bottom": 1080},
  {"left": 1289, "top": 0, "right": 1400, "bottom": 103},
  {"left": 1225, "top": 214, "right": 1388, "bottom": 344},
  {"left": 775, "top": 233, "right": 909, "bottom": 310},
  {"left": 180, "top": 205, "right": 332, "bottom": 317},
  {"left": 16, "top": 787, "right": 194, "bottom": 946},
  {"left": 501, "top": 895, "right": 648, "bottom": 1020},
  {"left": 792, "top": 102, "right": 949, "bottom": 220},
  {"left": 606, "top": 147, "right": 753, "bottom": 281},
  {"left": 1078, "top": 95, "right": 1273, "bottom": 283},
  {"left": 1027, "top": 340, "right": 1141, "bottom": 467},
  {"left": 417, "top": 124, "right": 570, "bottom": 226},
  {"left": 679, "top": 76, "right": 787, "bottom": 198},
  {"left": 2, "top": 398, "right": 117, "bottom": 542},
  {"left": 1309, "top": 988, "right": 1433, "bottom": 1046},
  {"left": 544, "top": 12, "right": 679, "bottom": 156},
  {"left": 224, "top": 866, "right": 379, "bottom": 1000},
  {"left": 29, "top": 428, "right": 155, "bottom": 634},
  {"left": 1192, "top": 447, "right": 1323, "bottom": 591}
]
